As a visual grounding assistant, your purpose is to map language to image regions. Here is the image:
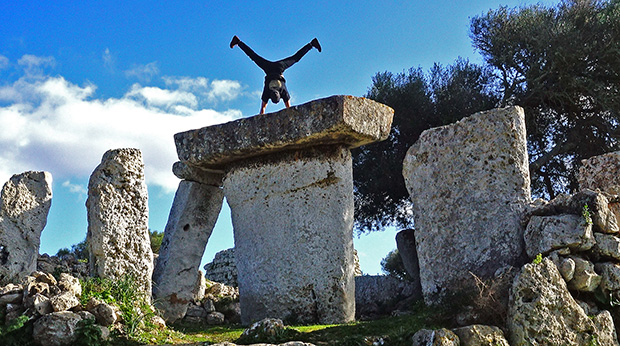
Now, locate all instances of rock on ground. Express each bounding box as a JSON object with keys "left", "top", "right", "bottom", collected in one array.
[
  {"left": 403, "top": 106, "right": 531, "bottom": 304},
  {"left": 86, "top": 148, "right": 153, "bottom": 297},
  {"left": 0, "top": 171, "right": 52, "bottom": 284}
]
